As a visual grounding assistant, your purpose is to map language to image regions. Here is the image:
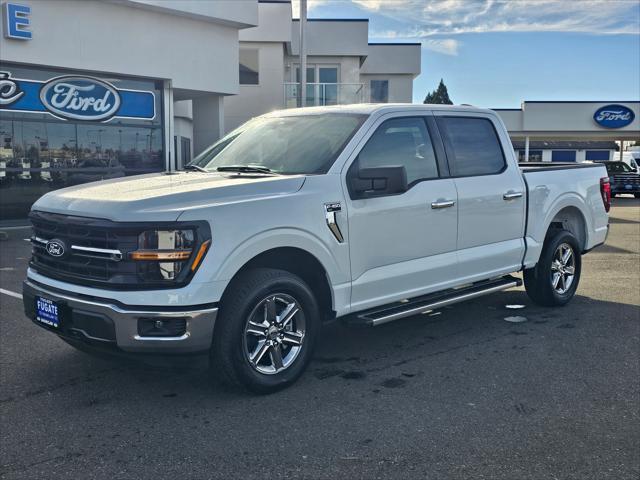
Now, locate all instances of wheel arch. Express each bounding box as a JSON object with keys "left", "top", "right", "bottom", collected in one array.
[
  {"left": 547, "top": 205, "right": 588, "bottom": 252},
  {"left": 219, "top": 245, "right": 336, "bottom": 323},
  {"left": 523, "top": 193, "right": 592, "bottom": 269}
]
